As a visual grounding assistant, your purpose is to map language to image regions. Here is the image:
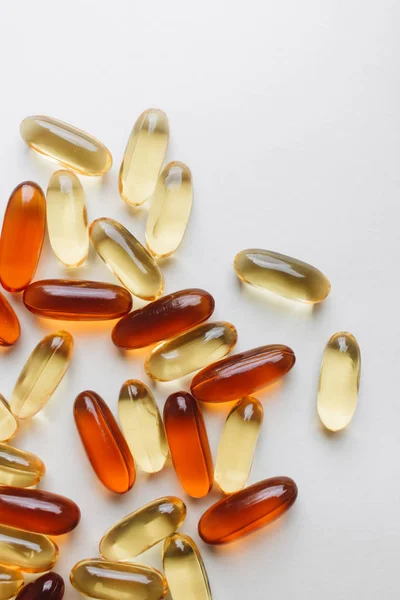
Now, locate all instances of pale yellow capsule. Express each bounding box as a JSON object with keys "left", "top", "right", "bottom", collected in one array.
[
  {"left": 46, "top": 170, "right": 89, "bottom": 267},
  {"left": 318, "top": 332, "right": 361, "bottom": 432},
  {"left": 0, "top": 565, "right": 24, "bottom": 600},
  {"left": 20, "top": 115, "right": 112, "bottom": 176},
  {"left": 163, "top": 533, "right": 212, "bottom": 600},
  {"left": 0, "top": 444, "right": 45, "bottom": 487},
  {"left": 0, "top": 524, "right": 58, "bottom": 573},
  {"left": 119, "top": 109, "right": 169, "bottom": 207},
  {"left": 0, "top": 395, "right": 18, "bottom": 442},
  {"left": 10, "top": 331, "right": 74, "bottom": 419}
]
